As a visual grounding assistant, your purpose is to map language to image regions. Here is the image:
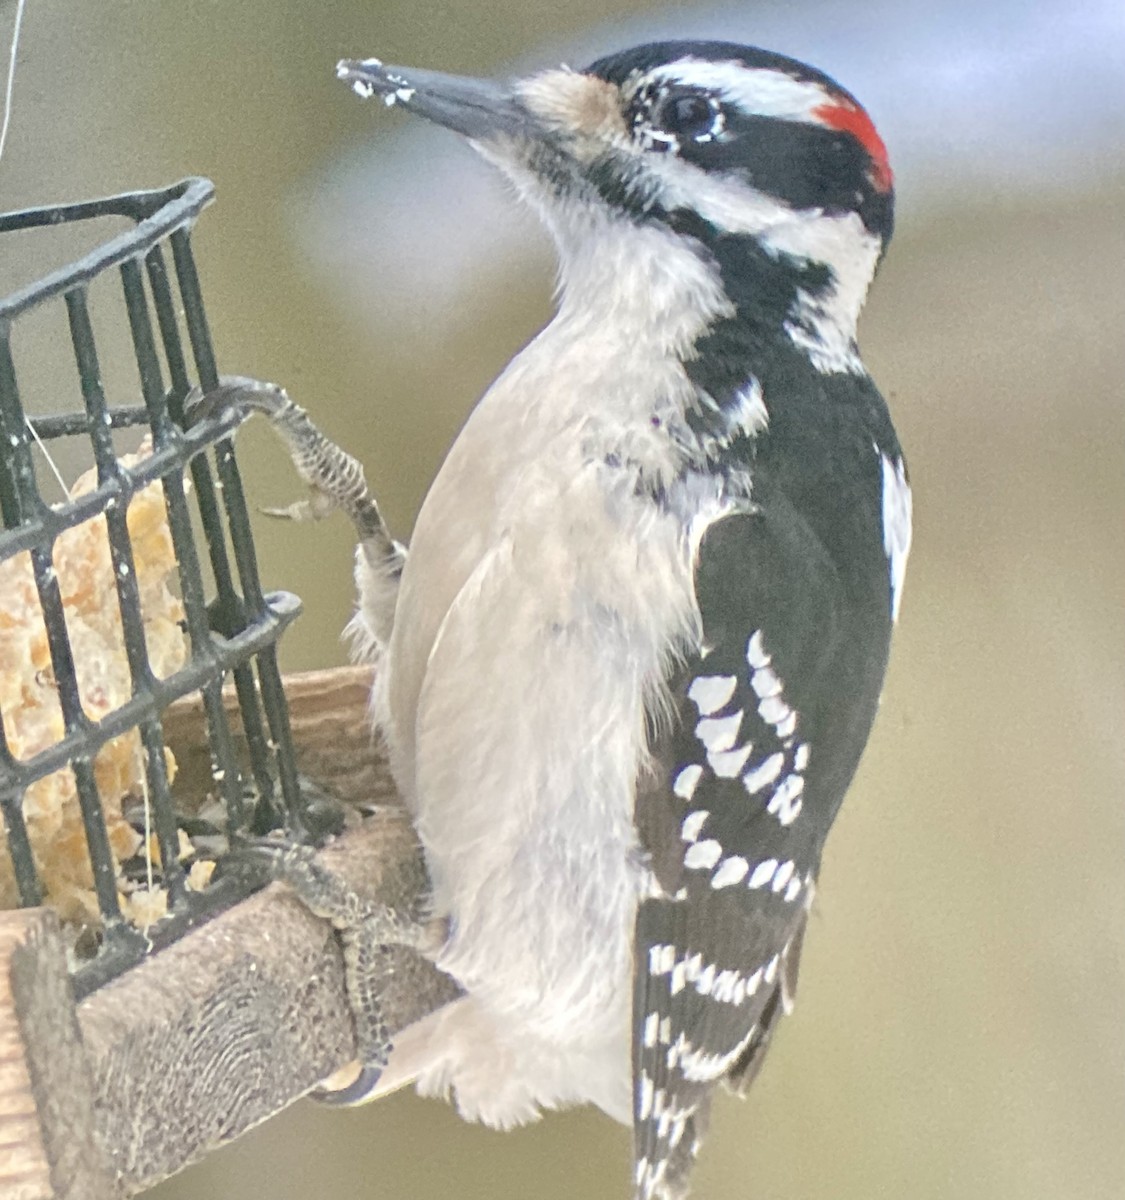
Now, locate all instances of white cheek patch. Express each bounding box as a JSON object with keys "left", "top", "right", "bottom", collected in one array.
[
  {"left": 635, "top": 154, "right": 882, "bottom": 363},
  {"left": 643, "top": 150, "right": 794, "bottom": 238},
  {"left": 615, "top": 61, "right": 885, "bottom": 376}
]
